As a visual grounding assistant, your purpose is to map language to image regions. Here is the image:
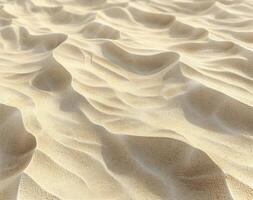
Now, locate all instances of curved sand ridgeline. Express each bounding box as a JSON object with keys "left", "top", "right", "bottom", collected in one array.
[{"left": 0, "top": 0, "right": 252, "bottom": 199}]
